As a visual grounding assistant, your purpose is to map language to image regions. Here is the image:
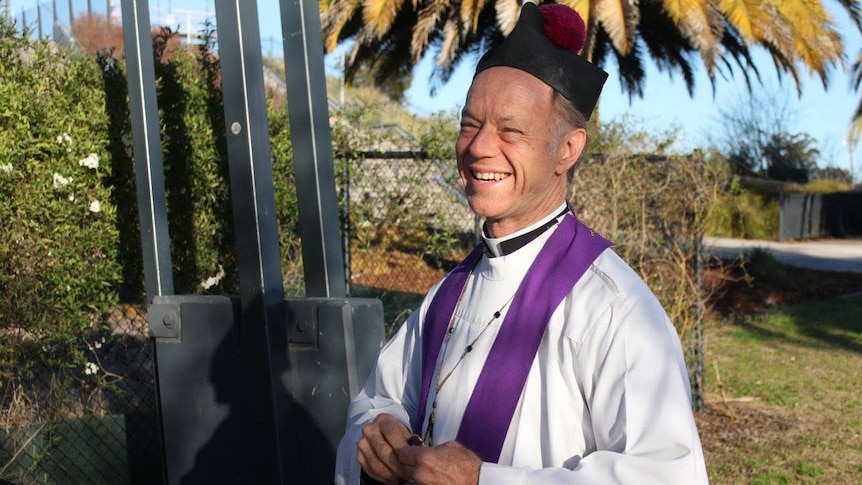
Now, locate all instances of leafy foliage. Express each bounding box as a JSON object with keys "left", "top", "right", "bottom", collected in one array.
[
  {"left": 703, "top": 176, "right": 781, "bottom": 240},
  {"left": 712, "top": 89, "right": 820, "bottom": 182},
  {"left": 763, "top": 132, "right": 819, "bottom": 183},
  {"left": 572, "top": 119, "right": 724, "bottom": 337},
  {"left": 0, "top": 17, "right": 120, "bottom": 402}
]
